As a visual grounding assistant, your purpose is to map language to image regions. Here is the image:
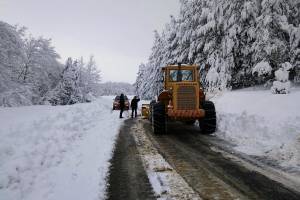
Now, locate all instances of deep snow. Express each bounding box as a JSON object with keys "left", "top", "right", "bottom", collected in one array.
[
  {"left": 0, "top": 97, "right": 123, "bottom": 200},
  {"left": 1, "top": 89, "right": 300, "bottom": 200},
  {"left": 213, "top": 87, "right": 300, "bottom": 170}
]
